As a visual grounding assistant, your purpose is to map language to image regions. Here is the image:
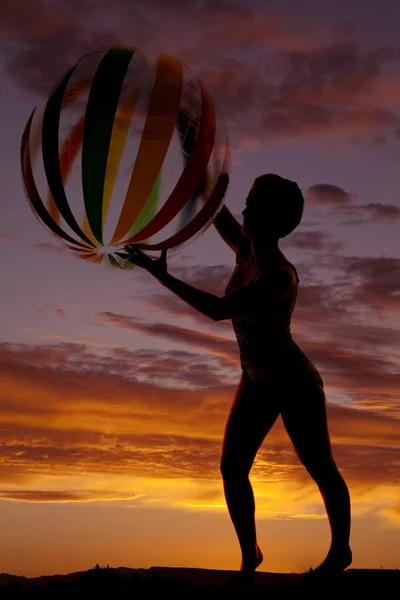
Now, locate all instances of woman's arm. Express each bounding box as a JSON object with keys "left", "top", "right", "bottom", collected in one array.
[
  {"left": 154, "top": 264, "right": 294, "bottom": 322},
  {"left": 212, "top": 204, "right": 244, "bottom": 252},
  {"left": 198, "top": 172, "right": 243, "bottom": 252},
  {"left": 155, "top": 272, "right": 221, "bottom": 321},
  {"left": 125, "top": 246, "right": 221, "bottom": 321}
]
